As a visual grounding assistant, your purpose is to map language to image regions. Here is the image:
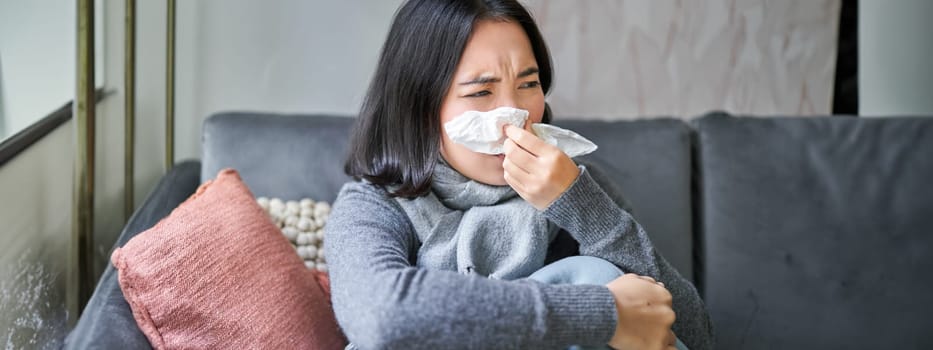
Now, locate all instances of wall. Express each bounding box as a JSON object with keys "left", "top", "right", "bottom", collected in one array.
[
  {"left": 0, "top": 62, "right": 5, "bottom": 137},
  {"left": 0, "top": 0, "right": 104, "bottom": 141},
  {"left": 172, "top": 0, "right": 406, "bottom": 161},
  {"left": 0, "top": 1, "right": 74, "bottom": 140},
  {"left": 859, "top": 0, "right": 933, "bottom": 116},
  {"left": 526, "top": 0, "right": 841, "bottom": 119}
]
